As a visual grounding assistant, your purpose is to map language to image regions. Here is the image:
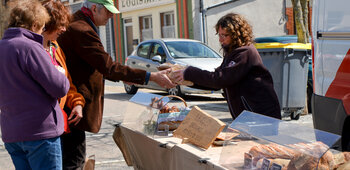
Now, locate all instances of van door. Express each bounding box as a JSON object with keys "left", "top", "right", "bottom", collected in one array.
[{"left": 312, "top": 0, "right": 350, "bottom": 136}]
